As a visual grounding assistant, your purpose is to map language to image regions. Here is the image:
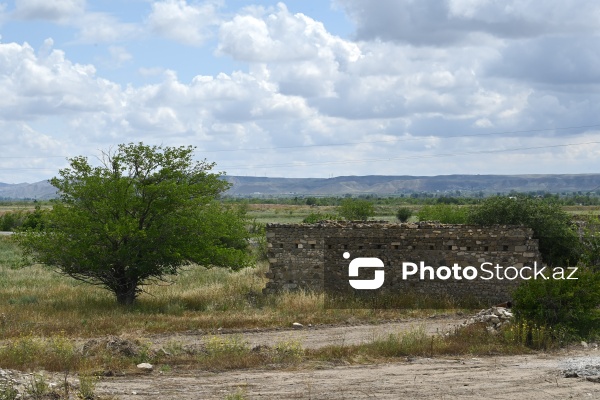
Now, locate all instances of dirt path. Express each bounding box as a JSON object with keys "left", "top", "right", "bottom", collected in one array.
[
  {"left": 147, "top": 315, "right": 464, "bottom": 351},
  {"left": 89, "top": 315, "right": 600, "bottom": 399},
  {"left": 96, "top": 350, "right": 600, "bottom": 399}
]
